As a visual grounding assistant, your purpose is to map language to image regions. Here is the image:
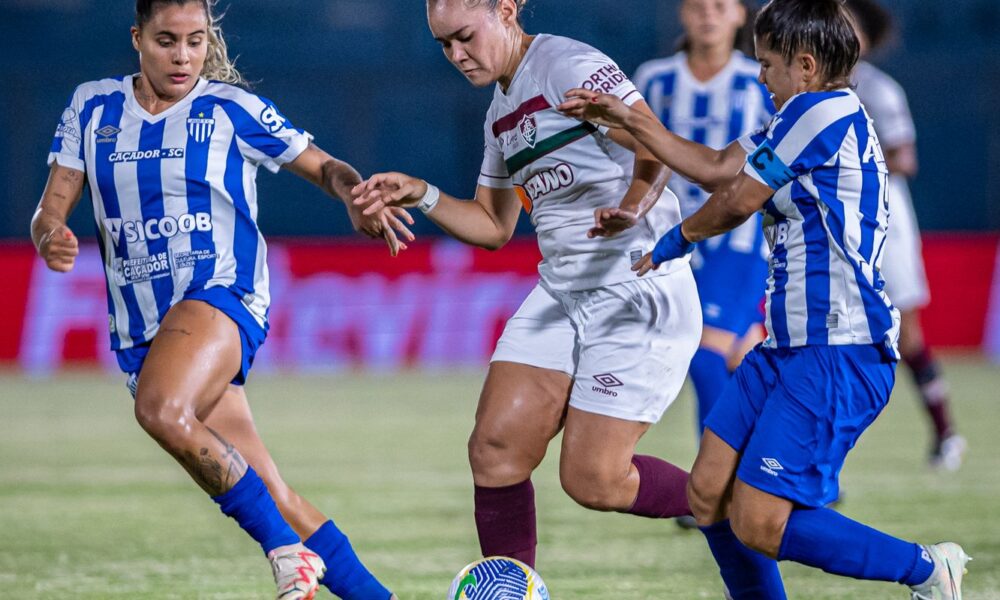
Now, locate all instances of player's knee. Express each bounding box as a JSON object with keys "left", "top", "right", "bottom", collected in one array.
[
  {"left": 687, "top": 468, "right": 724, "bottom": 525},
  {"left": 133, "top": 392, "right": 195, "bottom": 446},
  {"left": 468, "top": 429, "right": 534, "bottom": 484},
  {"left": 559, "top": 461, "right": 623, "bottom": 512},
  {"left": 729, "top": 505, "right": 786, "bottom": 558}
]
